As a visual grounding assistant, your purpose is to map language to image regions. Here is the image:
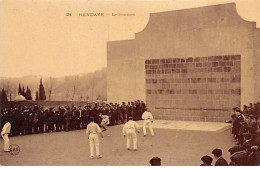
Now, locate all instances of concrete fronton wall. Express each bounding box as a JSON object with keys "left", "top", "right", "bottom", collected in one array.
[
  {"left": 145, "top": 55, "right": 241, "bottom": 122},
  {"left": 107, "top": 3, "right": 260, "bottom": 121},
  {"left": 107, "top": 40, "right": 145, "bottom": 103}
]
